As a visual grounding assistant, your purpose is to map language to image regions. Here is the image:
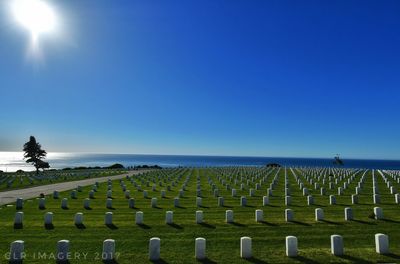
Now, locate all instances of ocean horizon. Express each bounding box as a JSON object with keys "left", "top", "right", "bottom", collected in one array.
[{"left": 1, "top": 151, "right": 400, "bottom": 172}]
